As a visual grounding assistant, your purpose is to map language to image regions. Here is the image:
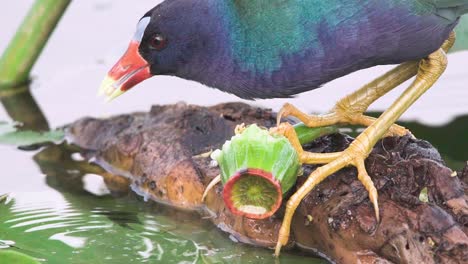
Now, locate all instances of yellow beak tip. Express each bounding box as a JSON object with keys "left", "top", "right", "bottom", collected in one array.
[
  {"left": 98, "top": 76, "right": 125, "bottom": 101},
  {"left": 108, "top": 89, "right": 125, "bottom": 101}
]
